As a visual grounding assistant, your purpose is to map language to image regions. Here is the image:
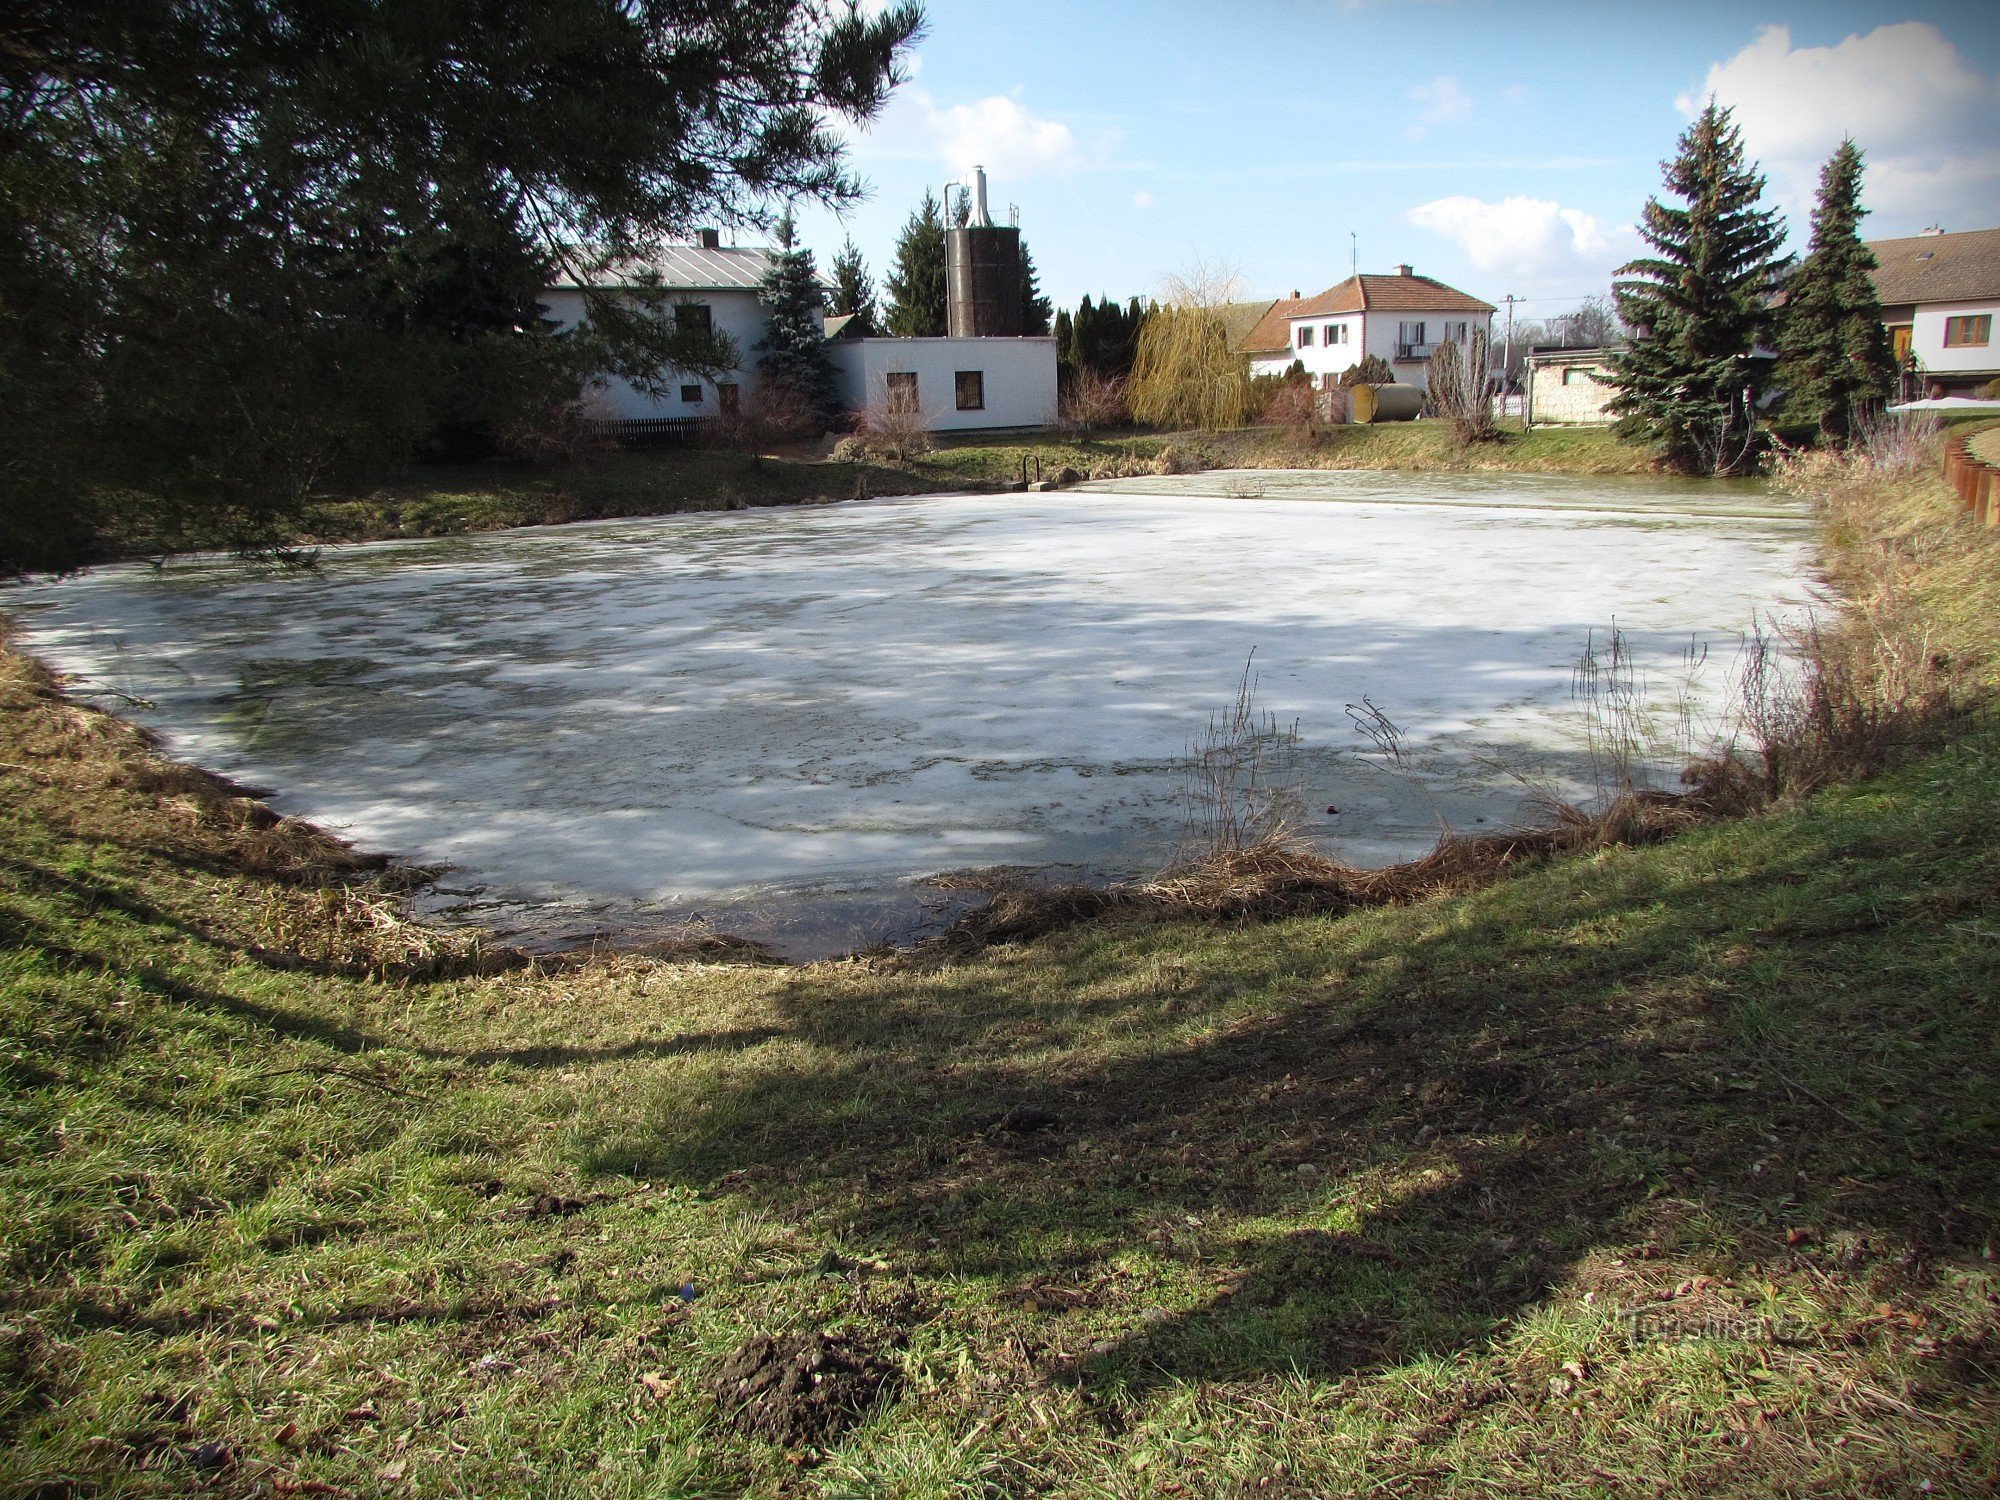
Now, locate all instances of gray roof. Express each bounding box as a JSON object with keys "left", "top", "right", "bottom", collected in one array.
[
  {"left": 552, "top": 243, "right": 829, "bottom": 292},
  {"left": 1866, "top": 227, "right": 2000, "bottom": 307}
]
